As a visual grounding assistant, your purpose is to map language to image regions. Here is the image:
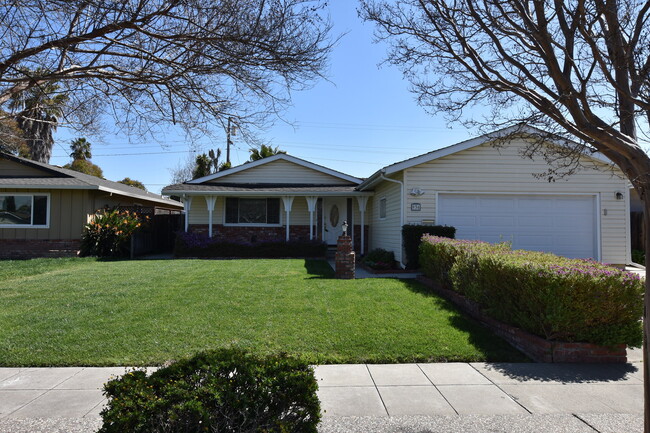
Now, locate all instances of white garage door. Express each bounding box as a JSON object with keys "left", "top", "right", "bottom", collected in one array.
[{"left": 437, "top": 193, "right": 598, "bottom": 259}]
